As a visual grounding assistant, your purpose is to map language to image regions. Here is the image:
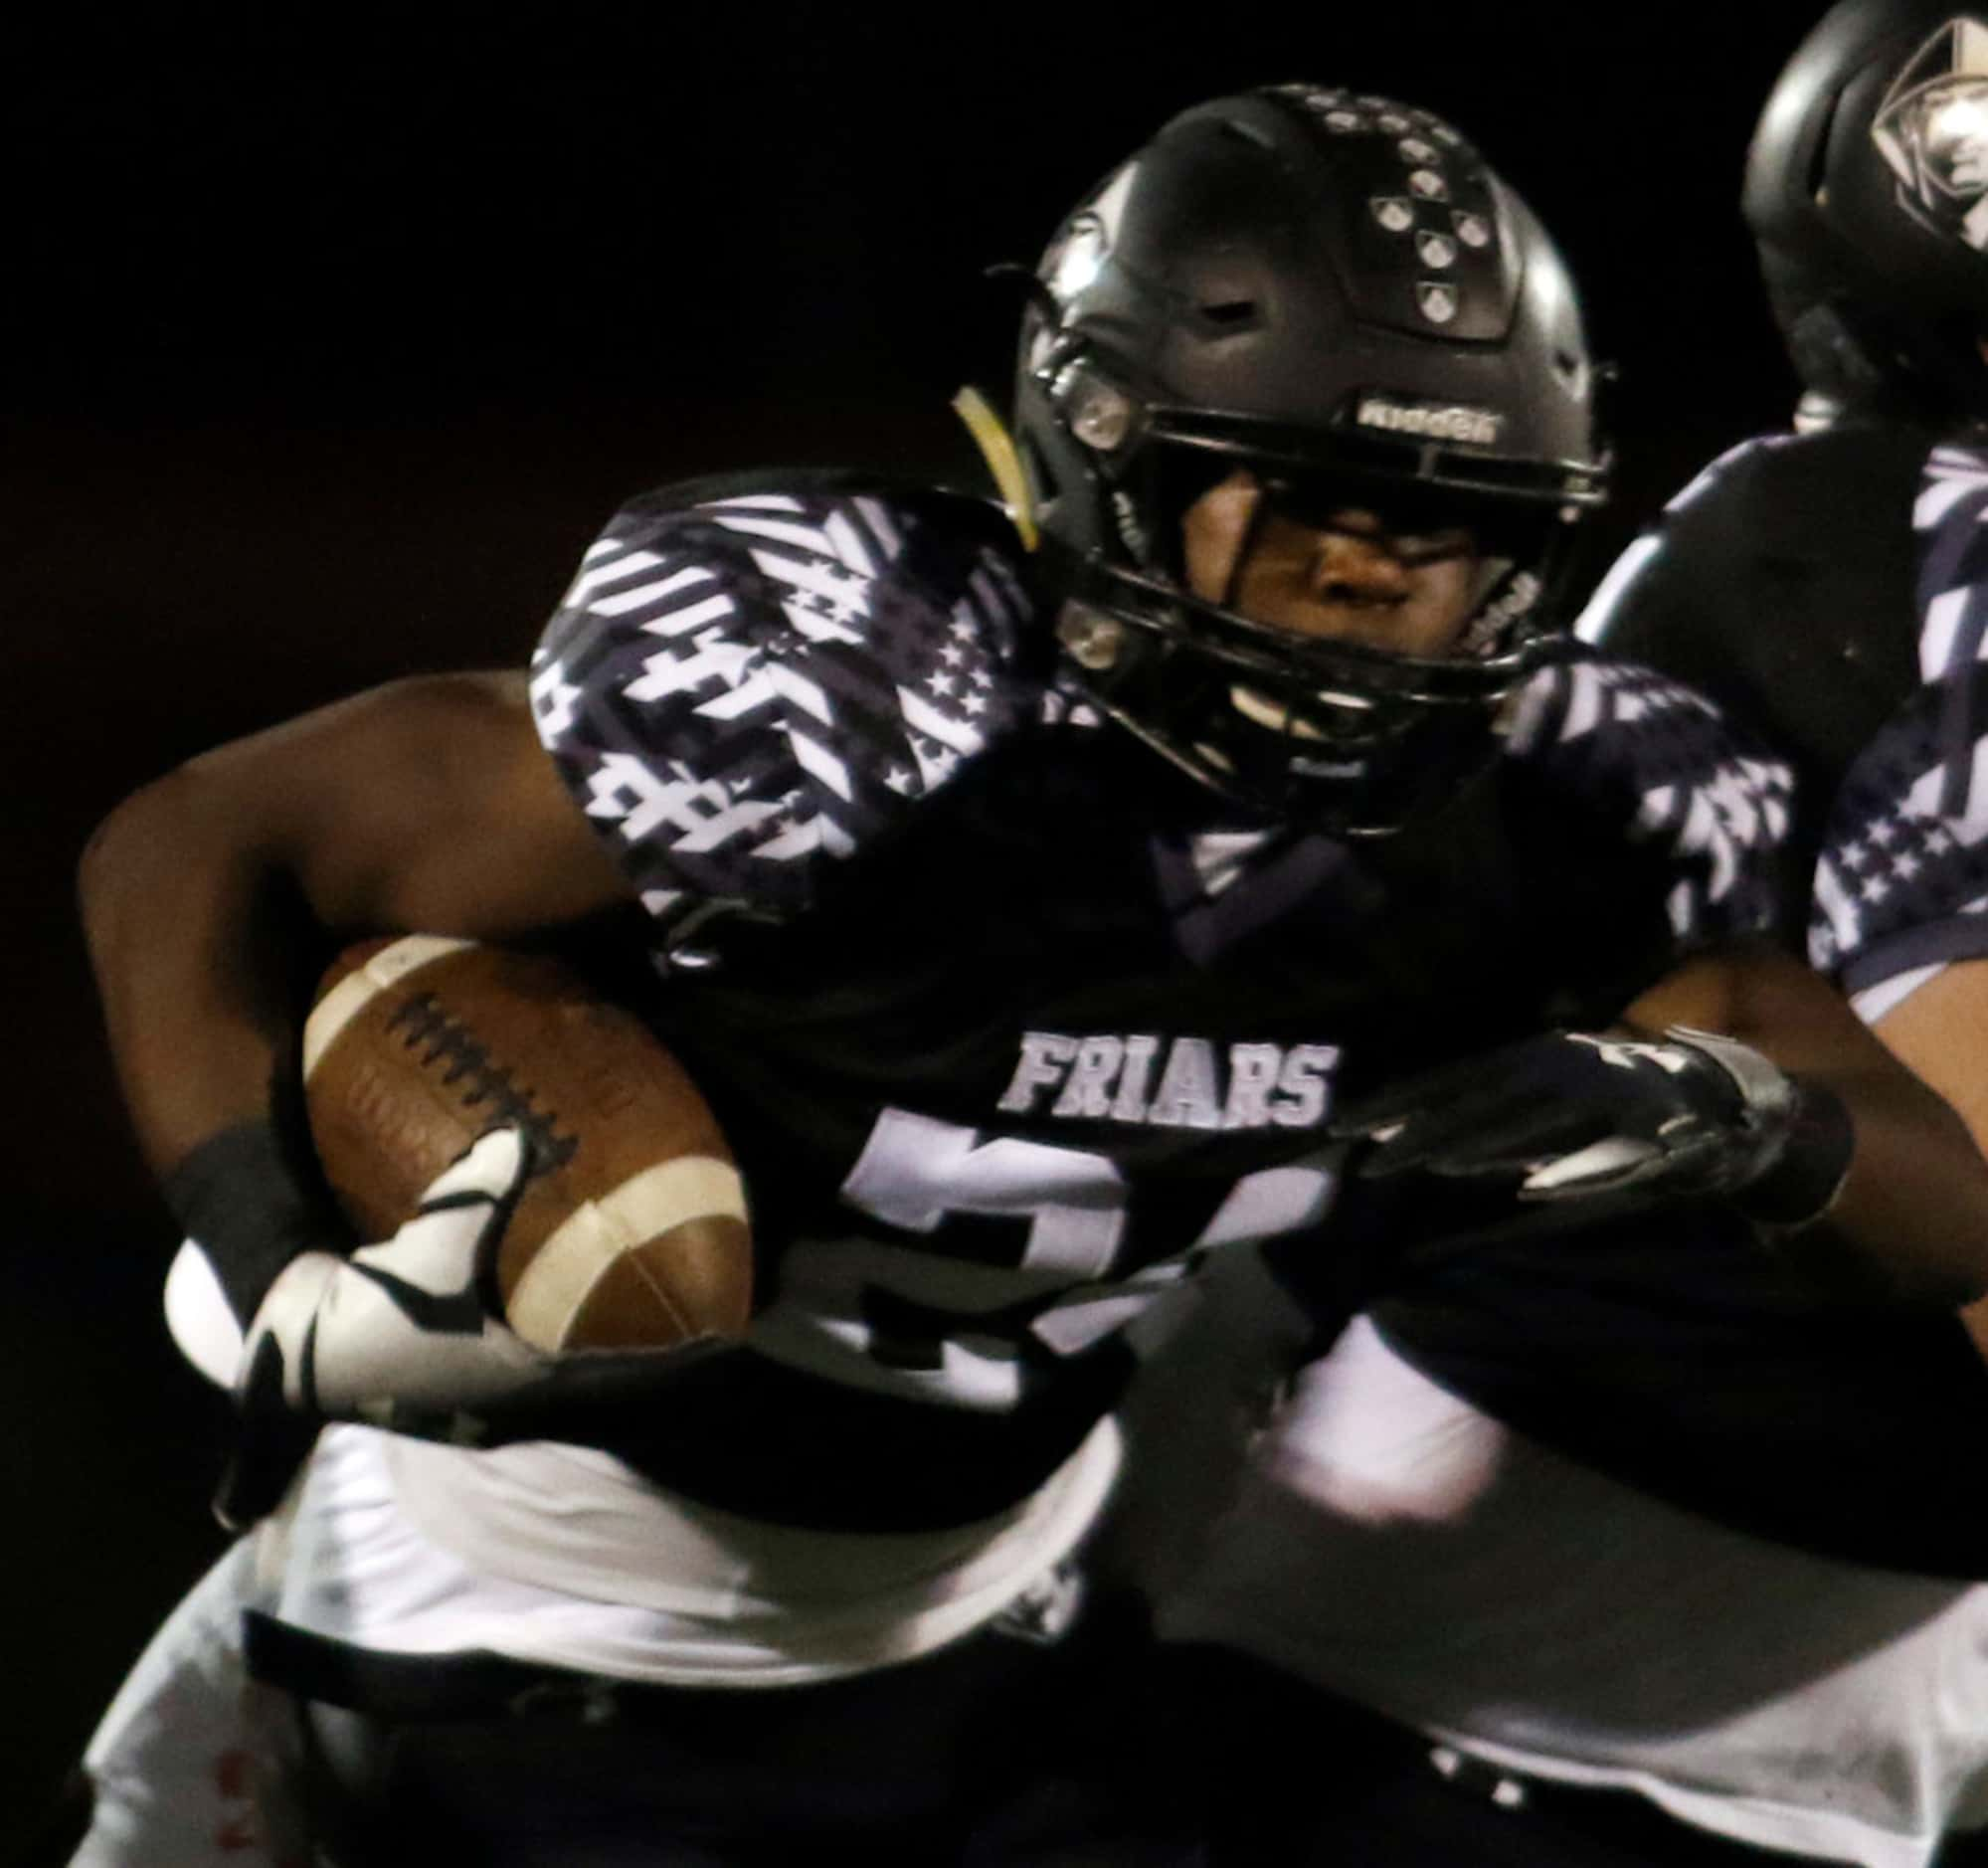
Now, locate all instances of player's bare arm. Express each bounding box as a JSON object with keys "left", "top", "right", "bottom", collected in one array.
[
  {"left": 1836, "top": 959, "right": 1988, "bottom": 1344},
  {"left": 79, "top": 669, "right": 633, "bottom": 1182},
  {"left": 1621, "top": 942, "right": 1988, "bottom": 1305},
  {"left": 80, "top": 672, "right": 656, "bottom": 1510}
]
